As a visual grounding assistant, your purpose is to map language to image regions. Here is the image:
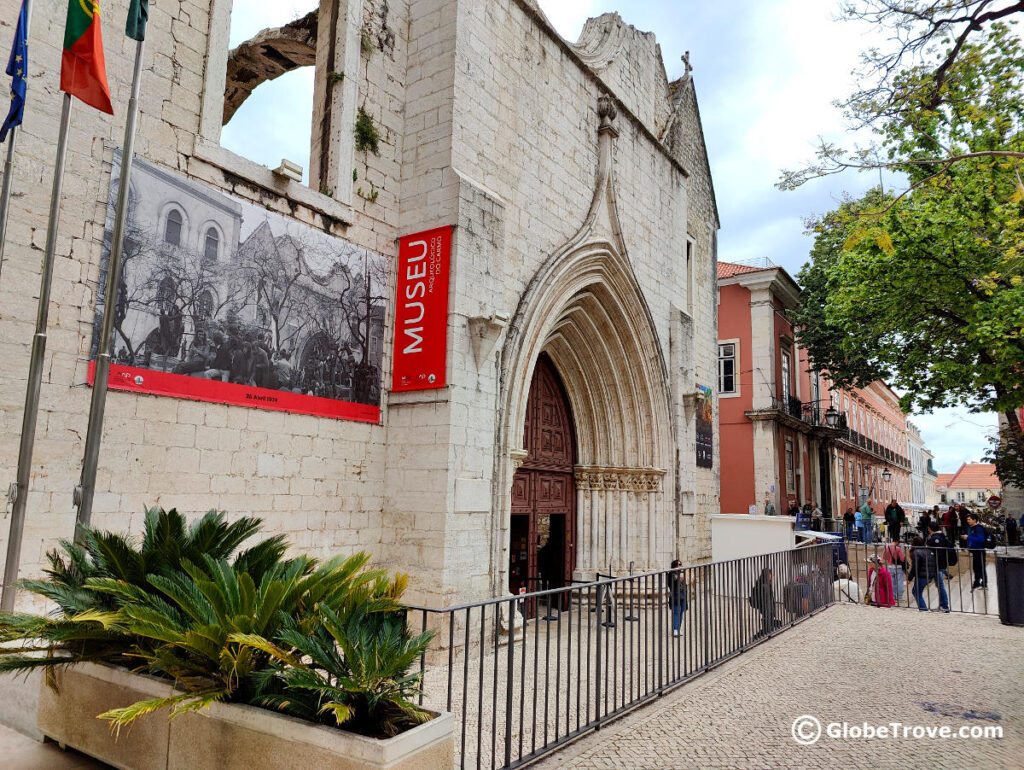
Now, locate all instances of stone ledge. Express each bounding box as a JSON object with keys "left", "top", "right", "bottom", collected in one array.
[{"left": 190, "top": 138, "right": 355, "bottom": 229}]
